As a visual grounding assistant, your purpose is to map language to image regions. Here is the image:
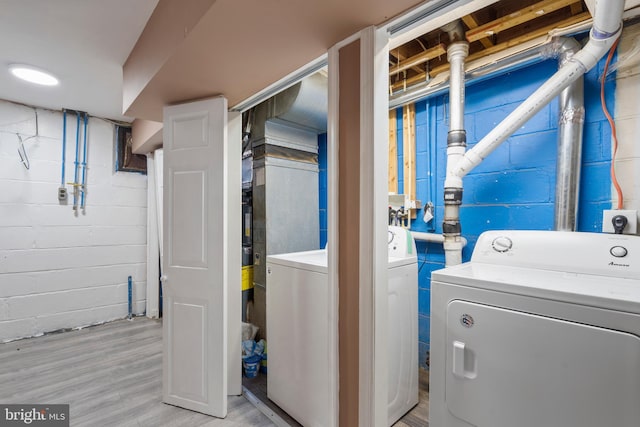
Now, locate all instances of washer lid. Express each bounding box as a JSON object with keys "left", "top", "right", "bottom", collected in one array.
[
  {"left": 267, "top": 249, "right": 327, "bottom": 273},
  {"left": 432, "top": 262, "right": 640, "bottom": 315}
]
